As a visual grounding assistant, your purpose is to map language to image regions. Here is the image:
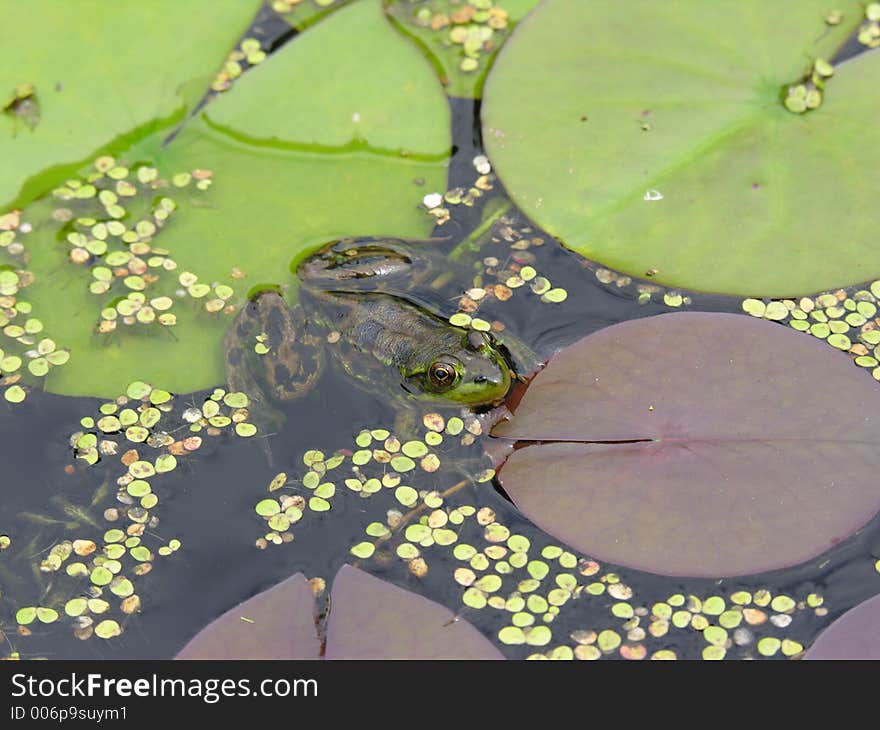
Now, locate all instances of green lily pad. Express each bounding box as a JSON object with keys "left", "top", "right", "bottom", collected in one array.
[
  {"left": 0, "top": 0, "right": 261, "bottom": 209},
  {"left": 206, "top": 1, "right": 449, "bottom": 153},
  {"left": 483, "top": 0, "right": 878, "bottom": 297},
  {"left": 22, "top": 0, "right": 449, "bottom": 397}
]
